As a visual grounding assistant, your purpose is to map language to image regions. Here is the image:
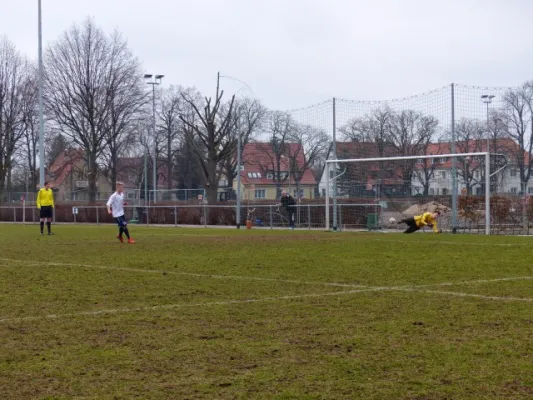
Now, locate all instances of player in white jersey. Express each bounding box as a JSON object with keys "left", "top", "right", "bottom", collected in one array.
[{"left": 106, "top": 182, "right": 135, "bottom": 244}]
